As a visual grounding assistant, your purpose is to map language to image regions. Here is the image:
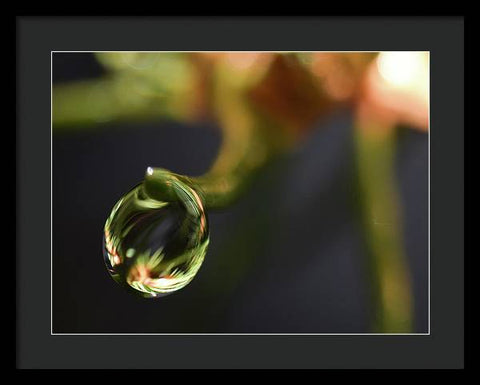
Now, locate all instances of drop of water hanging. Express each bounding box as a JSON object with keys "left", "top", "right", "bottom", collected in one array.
[{"left": 103, "top": 176, "right": 209, "bottom": 298}]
